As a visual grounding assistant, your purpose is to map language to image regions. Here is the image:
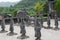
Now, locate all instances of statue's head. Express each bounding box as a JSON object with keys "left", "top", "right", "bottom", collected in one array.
[
  {"left": 17, "top": 8, "right": 26, "bottom": 13},
  {"left": 16, "top": 8, "right": 29, "bottom": 19}
]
